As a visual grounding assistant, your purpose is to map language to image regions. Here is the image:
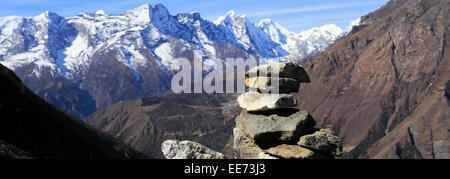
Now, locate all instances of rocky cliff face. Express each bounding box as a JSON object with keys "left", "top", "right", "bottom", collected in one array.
[
  {"left": 297, "top": 0, "right": 449, "bottom": 158},
  {"left": 0, "top": 64, "right": 148, "bottom": 159}
]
